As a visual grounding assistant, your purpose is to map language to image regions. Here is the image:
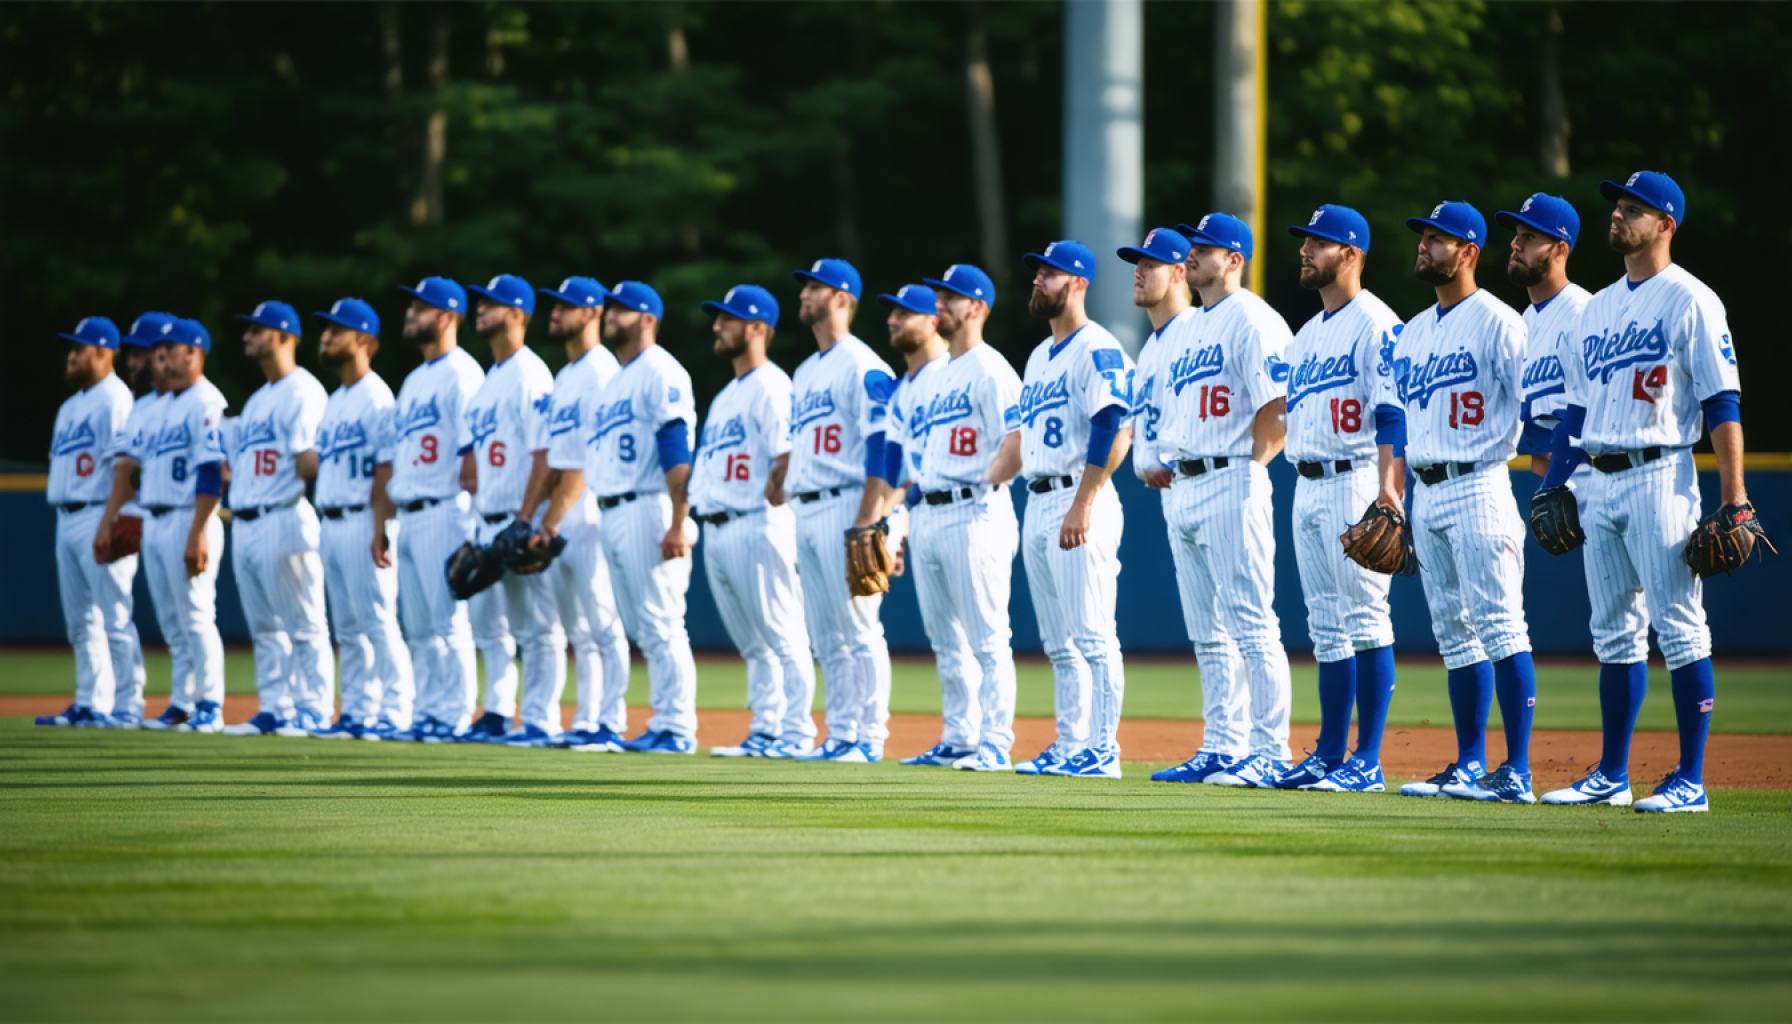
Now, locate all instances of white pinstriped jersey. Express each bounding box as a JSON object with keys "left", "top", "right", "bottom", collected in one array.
[
  {"left": 110, "top": 391, "right": 164, "bottom": 516},
  {"left": 588, "top": 344, "right": 696, "bottom": 497},
  {"left": 690, "top": 363, "right": 793, "bottom": 516},
  {"left": 48, "top": 372, "right": 132, "bottom": 505},
  {"left": 1559, "top": 265, "right": 1741, "bottom": 453},
  {"left": 911, "top": 344, "right": 1022, "bottom": 491},
  {"left": 544, "top": 346, "right": 621, "bottom": 474},
  {"left": 1156, "top": 289, "right": 1292, "bottom": 460},
  {"left": 1283, "top": 290, "right": 1403, "bottom": 463},
  {"left": 385, "top": 347, "right": 483, "bottom": 503},
  {"left": 1128, "top": 308, "right": 1193, "bottom": 478},
  {"left": 784, "top": 334, "right": 897, "bottom": 493},
  {"left": 1016, "top": 320, "right": 1133, "bottom": 478},
  {"left": 465, "top": 347, "right": 554, "bottom": 515},
  {"left": 887, "top": 355, "right": 947, "bottom": 485},
  {"left": 135, "top": 379, "right": 227, "bottom": 508},
  {"left": 1376, "top": 289, "right": 1526, "bottom": 466},
  {"left": 314, "top": 373, "right": 396, "bottom": 509},
  {"left": 1519, "top": 283, "right": 1591, "bottom": 428},
  {"left": 224, "top": 368, "right": 327, "bottom": 509}
]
